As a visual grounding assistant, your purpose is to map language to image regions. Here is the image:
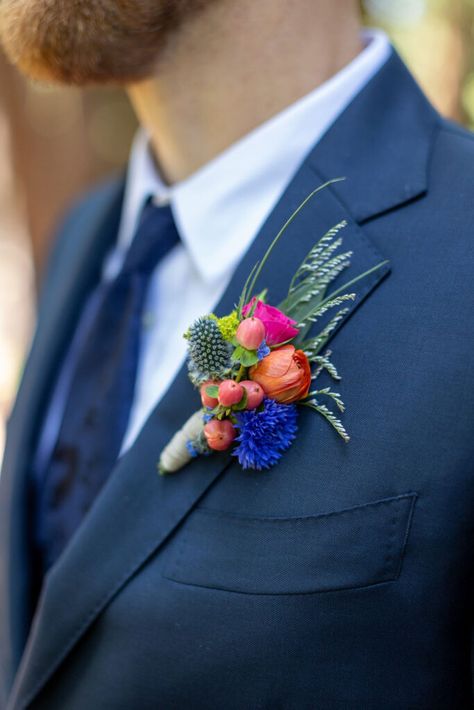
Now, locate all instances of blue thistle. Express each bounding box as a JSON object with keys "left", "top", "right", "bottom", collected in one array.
[
  {"left": 233, "top": 398, "right": 298, "bottom": 470},
  {"left": 187, "top": 317, "right": 232, "bottom": 381}
]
